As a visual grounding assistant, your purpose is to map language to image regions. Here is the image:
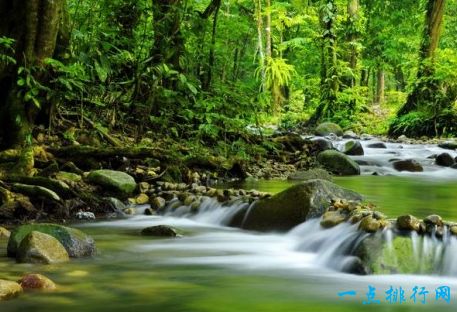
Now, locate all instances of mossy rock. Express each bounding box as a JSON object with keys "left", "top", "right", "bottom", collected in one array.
[
  {"left": 315, "top": 122, "right": 343, "bottom": 137},
  {"left": 17, "top": 231, "right": 70, "bottom": 264},
  {"left": 343, "top": 140, "right": 364, "bottom": 156},
  {"left": 87, "top": 169, "right": 136, "bottom": 196},
  {"left": 317, "top": 150, "right": 361, "bottom": 176},
  {"left": 0, "top": 280, "right": 22, "bottom": 301},
  {"left": 239, "top": 179, "right": 362, "bottom": 232},
  {"left": 355, "top": 234, "right": 435, "bottom": 274},
  {"left": 7, "top": 224, "right": 96, "bottom": 258}
]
